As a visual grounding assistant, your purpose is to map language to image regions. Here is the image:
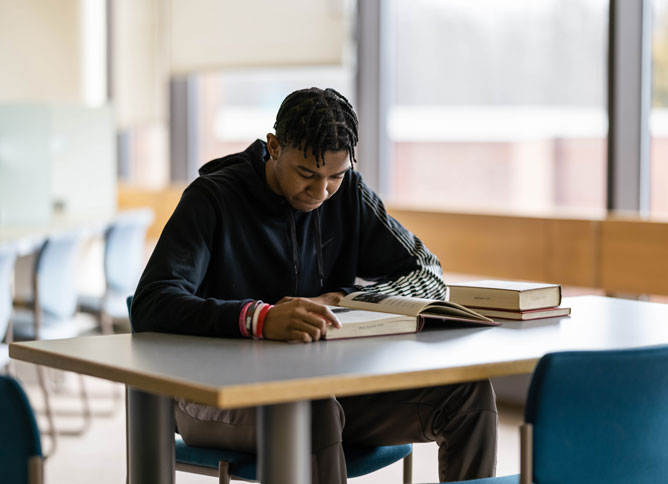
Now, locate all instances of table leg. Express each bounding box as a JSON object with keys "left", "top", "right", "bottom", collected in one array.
[
  {"left": 258, "top": 400, "right": 311, "bottom": 484},
  {"left": 127, "top": 387, "right": 175, "bottom": 484}
]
